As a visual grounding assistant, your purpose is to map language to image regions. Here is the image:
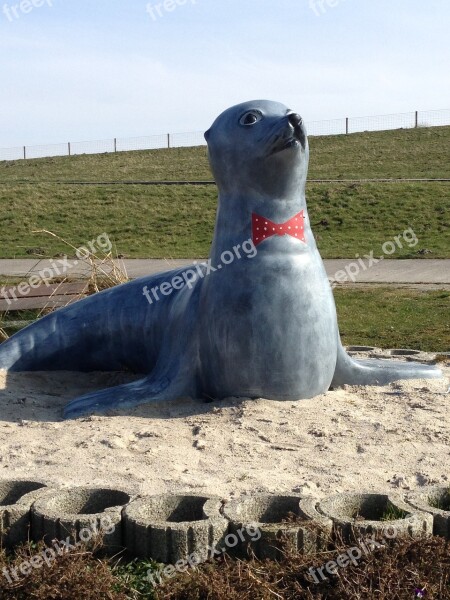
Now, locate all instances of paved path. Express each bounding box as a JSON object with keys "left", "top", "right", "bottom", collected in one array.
[{"left": 0, "top": 259, "right": 449, "bottom": 285}]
